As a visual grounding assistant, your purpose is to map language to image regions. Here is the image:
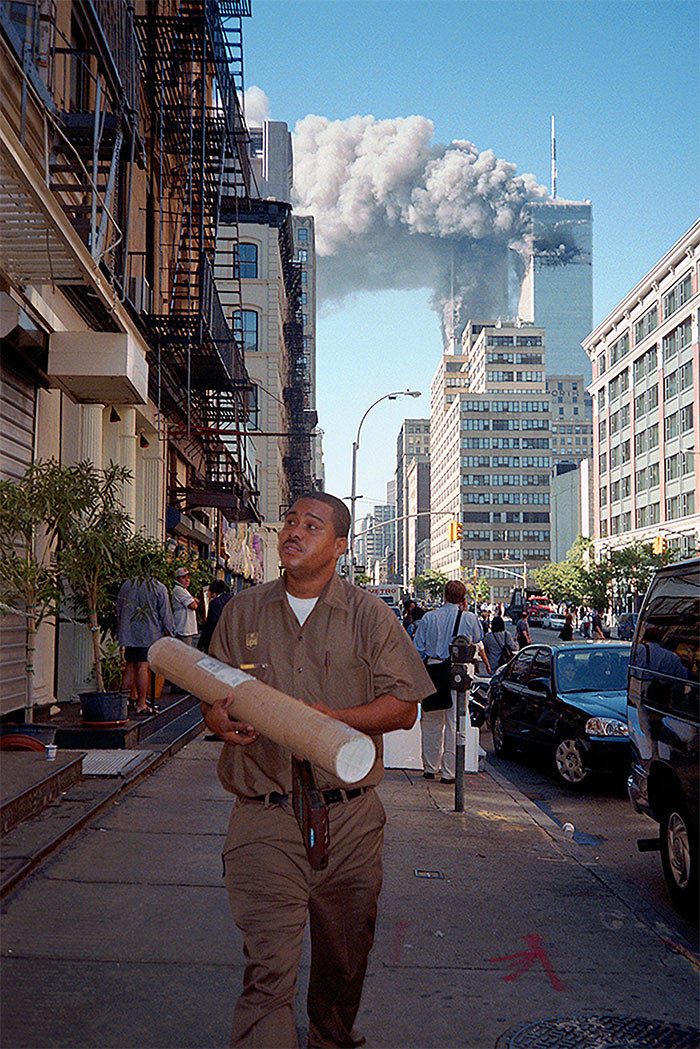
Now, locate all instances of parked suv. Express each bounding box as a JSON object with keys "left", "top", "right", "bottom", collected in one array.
[{"left": 627, "top": 558, "right": 699, "bottom": 915}]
